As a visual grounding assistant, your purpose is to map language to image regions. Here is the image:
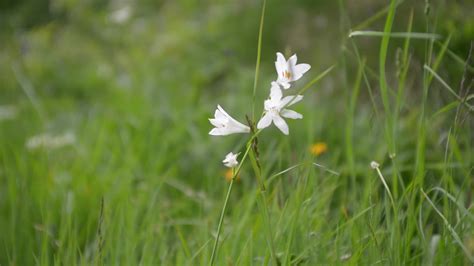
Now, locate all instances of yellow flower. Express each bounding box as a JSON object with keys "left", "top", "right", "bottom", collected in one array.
[
  {"left": 310, "top": 142, "right": 327, "bottom": 156},
  {"left": 224, "top": 169, "right": 241, "bottom": 182}
]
